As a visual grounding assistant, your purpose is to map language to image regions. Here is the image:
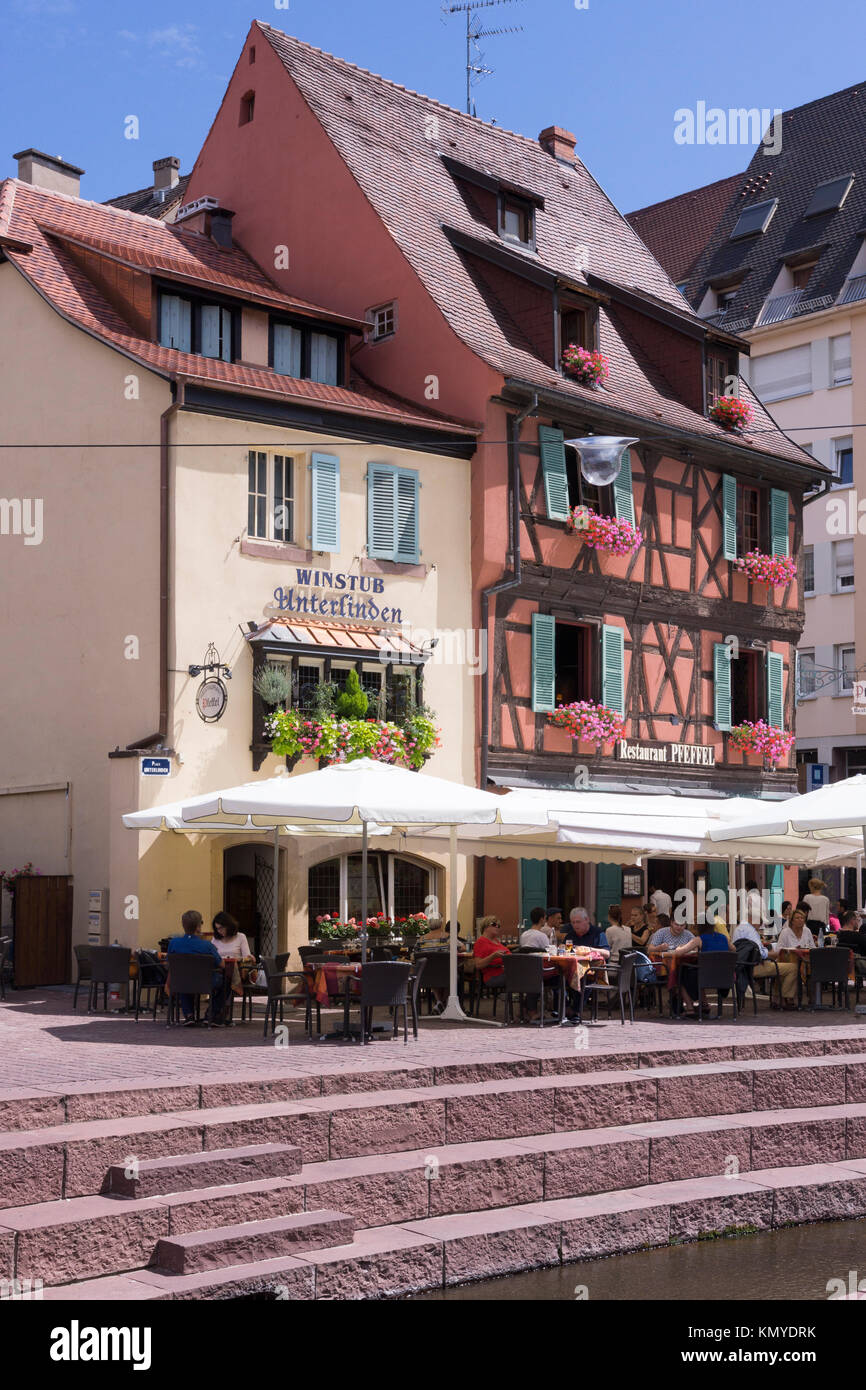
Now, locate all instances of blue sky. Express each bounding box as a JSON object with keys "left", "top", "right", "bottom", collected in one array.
[{"left": 2, "top": 0, "right": 863, "bottom": 212}]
